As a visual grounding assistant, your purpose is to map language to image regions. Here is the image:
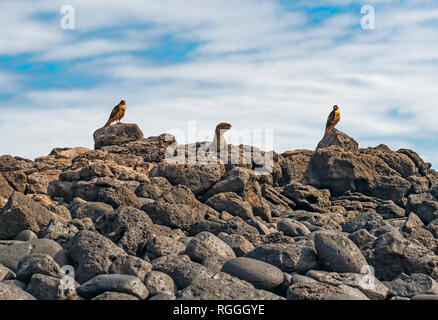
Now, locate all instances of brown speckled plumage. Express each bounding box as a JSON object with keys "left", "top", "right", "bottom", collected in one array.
[
  {"left": 325, "top": 105, "right": 341, "bottom": 136},
  {"left": 105, "top": 100, "right": 126, "bottom": 127}
]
